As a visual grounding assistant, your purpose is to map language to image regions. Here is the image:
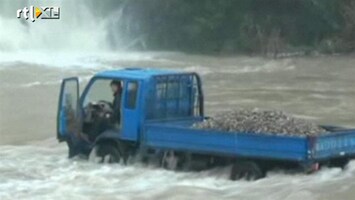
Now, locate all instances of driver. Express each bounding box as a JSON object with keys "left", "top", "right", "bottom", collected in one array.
[{"left": 110, "top": 80, "right": 122, "bottom": 123}]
